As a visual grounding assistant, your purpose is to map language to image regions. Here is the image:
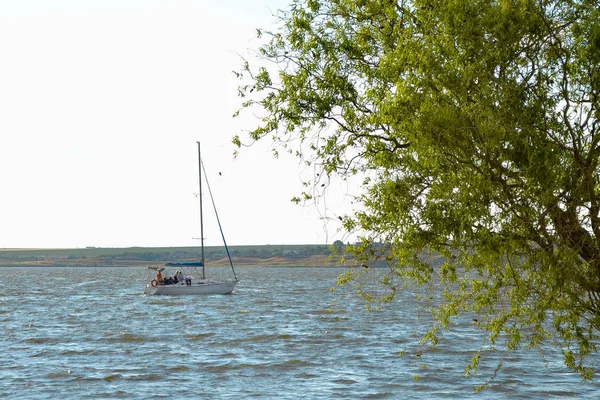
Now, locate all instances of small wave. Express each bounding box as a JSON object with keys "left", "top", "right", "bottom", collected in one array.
[
  {"left": 319, "top": 316, "right": 349, "bottom": 322},
  {"left": 71, "top": 279, "right": 104, "bottom": 287},
  {"left": 203, "top": 358, "right": 318, "bottom": 373},
  {"left": 103, "top": 333, "right": 147, "bottom": 343},
  {"left": 24, "top": 337, "right": 63, "bottom": 344},
  {"left": 283, "top": 359, "right": 314, "bottom": 367},
  {"left": 324, "top": 332, "right": 345, "bottom": 339},
  {"left": 325, "top": 326, "right": 351, "bottom": 331},
  {"left": 253, "top": 299, "right": 274, "bottom": 305},
  {"left": 127, "top": 373, "right": 163, "bottom": 381},
  {"left": 247, "top": 333, "right": 295, "bottom": 342},
  {"left": 58, "top": 349, "right": 101, "bottom": 356},
  {"left": 310, "top": 309, "right": 346, "bottom": 315},
  {"left": 72, "top": 376, "right": 105, "bottom": 382},
  {"left": 147, "top": 299, "right": 186, "bottom": 306},
  {"left": 103, "top": 374, "right": 122, "bottom": 382},
  {"left": 364, "top": 392, "right": 396, "bottom": 399},
  {"left": 166, "top": 365, "right": 190, "bottom": 372},
  {"left": 186, "top": 332, "right": 214, "bottom": 341},
  {"left": 44, "top": 370, "right": 72, "bottom": 379},
  {"left": 295, "top": 372, "right": 319, "bottom": 379},
  {"left": 332, "top": 378, "right": 358, "bottom": 385},
  {"left": 203, "top": 362, "right": 269, "bottom": 372}
]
